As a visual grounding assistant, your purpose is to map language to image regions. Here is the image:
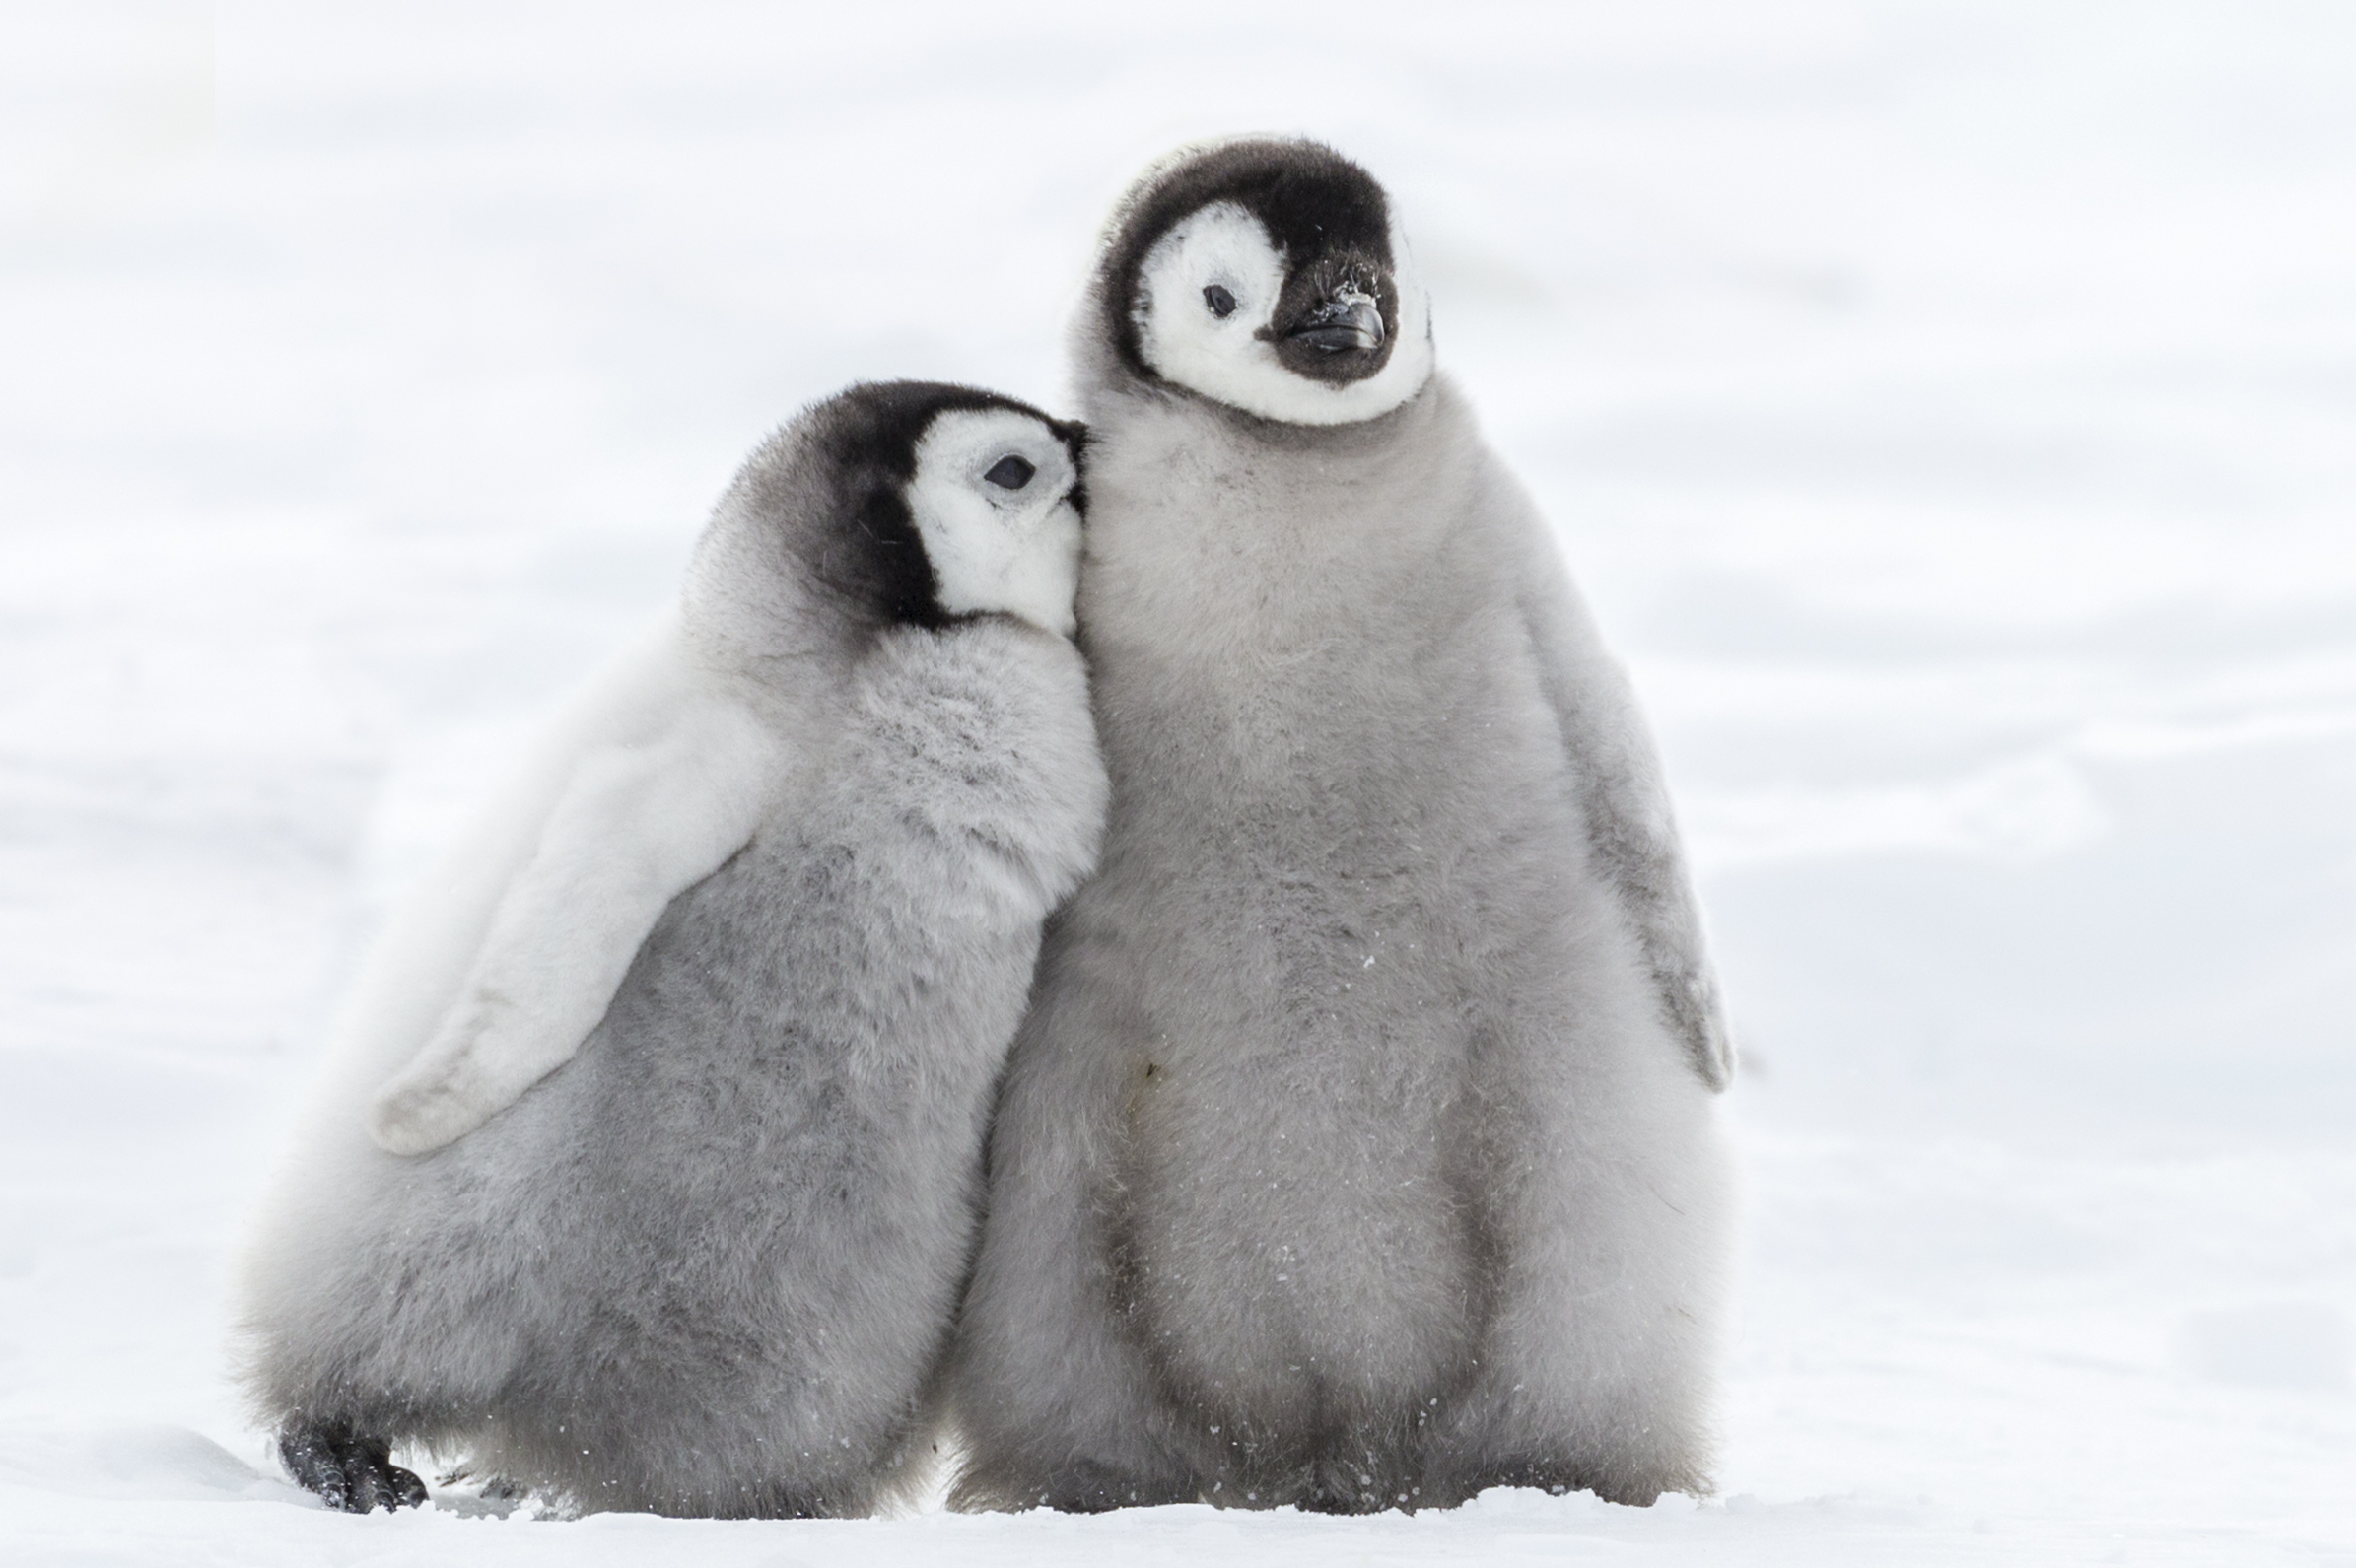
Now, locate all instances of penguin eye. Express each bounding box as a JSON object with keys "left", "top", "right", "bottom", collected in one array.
[
  {"left": 1203, "top": 284, "right": 1237, "bottom": 319},
  {"left": 982, "top": 454, "right": 1035, "bottom": 491}
]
